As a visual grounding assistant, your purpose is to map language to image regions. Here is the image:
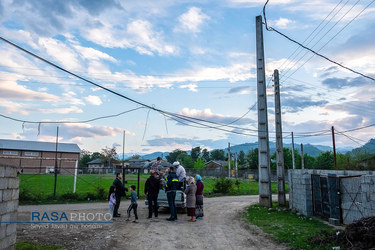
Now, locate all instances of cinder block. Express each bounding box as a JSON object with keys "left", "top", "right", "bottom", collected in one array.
[
  {"left": 0, "top": 190, "right": 2, "bottom": 202},
  {"left": 6, "top": 201, "right": 18, "bottom": 213},
  {"left": 6, "top": 223, "right": 16, "bottom": 236},
  {"left": 4, "top": 167, "right": 17, "bottom": 178},
  {"left": 2, "top": 190, "right": 13, "bottom": 202},
  {"left": 0, "top": 233, "right": 17, "bottom": 250},
  {"left": 1, "top": 213, "right": 10, "bottom": 224},
  {"left": 0, "top": 179, "right": 7, "bottom": 189},
  {"left": 0, "top": 167, "right": 4, "bottom": 178},
  {"left": 0, "top": 202, "right": 7, "bottom": 215},
  {"left": 11, "top": 189, "right": 19, "bottom": 200},
  {"left": 7, "top": 178, "right": 19, "bottom": 189},
  {"left": 0, "top": 225, "right": 6, "bottom": 238}
]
